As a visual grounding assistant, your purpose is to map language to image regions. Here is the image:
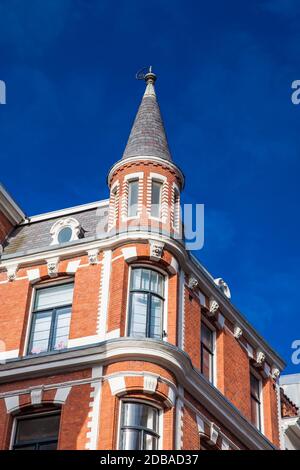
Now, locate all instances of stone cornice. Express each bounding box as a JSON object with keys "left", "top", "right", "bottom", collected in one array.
[
  {"left": 0, "top": 338, "right": 276, "bottom": 450},
  {"left": 107, "top": 156, "right": 185, "bottom": 189}
]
